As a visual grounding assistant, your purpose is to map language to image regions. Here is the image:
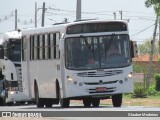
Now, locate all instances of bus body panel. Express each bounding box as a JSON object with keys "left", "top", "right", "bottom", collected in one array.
[
  {"left": 0, "top": 30, "right": 32, "bottom": 105},
  {"left": 21, "top": 20, "right": 134, "bottom": 107},
  {"left": 29, "top": 60, "right": 60, "bottom": 98},
  {"left": 64, "top": 66, "right": 133, "bottom": 98}
]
